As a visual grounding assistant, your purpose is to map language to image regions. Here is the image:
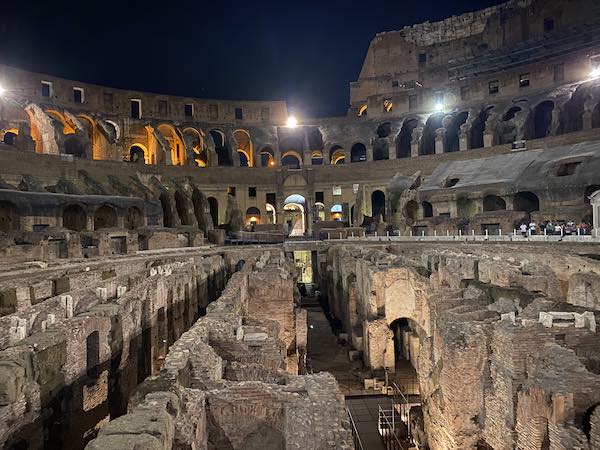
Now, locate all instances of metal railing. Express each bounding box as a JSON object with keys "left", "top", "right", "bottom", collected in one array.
[
  {"left": 346, "top": 407, "right": 365, "bottom": 450},
  {"left": 378, "top": 405, "right": 409, "bottom": 450}
]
